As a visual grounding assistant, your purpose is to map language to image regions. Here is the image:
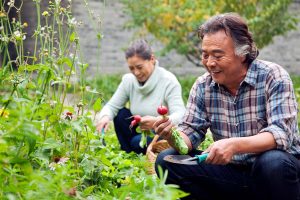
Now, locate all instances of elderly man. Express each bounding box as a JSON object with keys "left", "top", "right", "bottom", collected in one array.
[{"left": 154, "top": 13, "right": 300, "bottom": 200}]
